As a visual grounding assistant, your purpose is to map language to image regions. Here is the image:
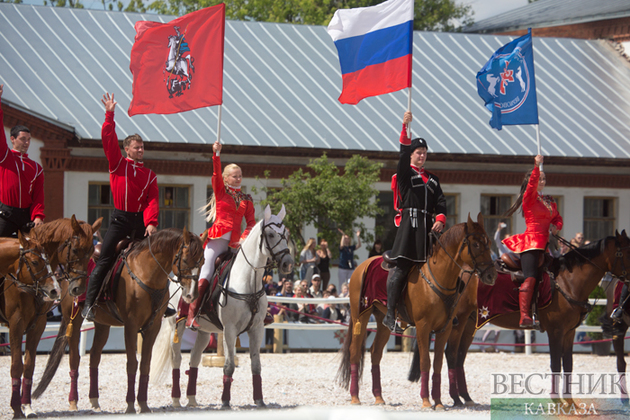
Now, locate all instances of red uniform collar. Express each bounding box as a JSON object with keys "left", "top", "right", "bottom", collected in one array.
[
  {"left": 410, "top": 164, "right": 425, "bottom": 174},
  {"left": 125, "top": 157, "right": 144, "bottom": 167},
  {"left": 10, "top": 149, "right": 29, "bottom": 158}
]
